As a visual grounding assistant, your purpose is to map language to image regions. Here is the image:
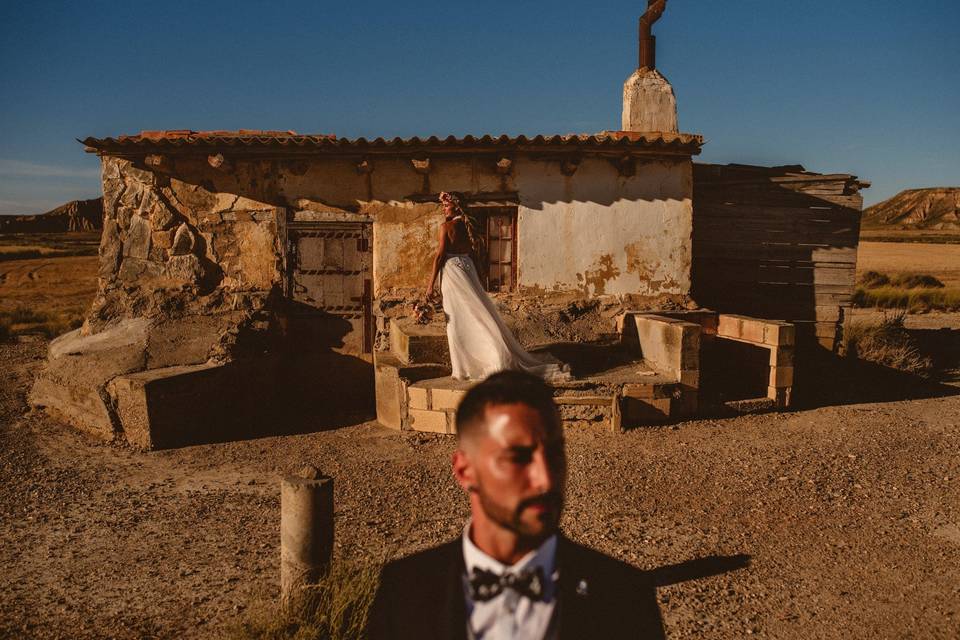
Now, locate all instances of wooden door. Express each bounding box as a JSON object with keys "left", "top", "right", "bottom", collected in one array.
[{"left": 288, "top": 222, "right": 372, "bottom": 354}]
